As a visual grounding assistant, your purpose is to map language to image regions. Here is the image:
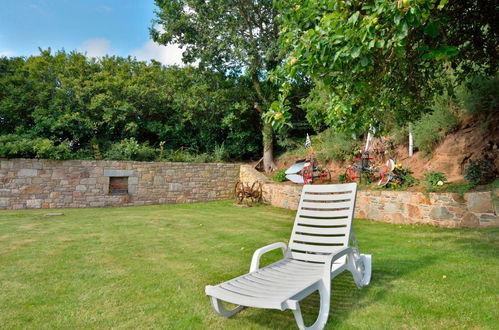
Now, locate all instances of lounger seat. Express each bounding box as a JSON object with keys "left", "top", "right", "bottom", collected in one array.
[{"left": 207, "top": 258, "right": 329, "bottom": 310}]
